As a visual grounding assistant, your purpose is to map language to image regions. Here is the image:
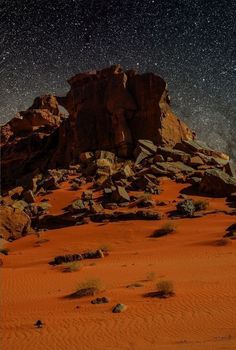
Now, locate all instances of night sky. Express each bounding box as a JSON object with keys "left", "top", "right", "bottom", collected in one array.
[{"left": 1, "top": 0, "right": 236, "bottom": 159}]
